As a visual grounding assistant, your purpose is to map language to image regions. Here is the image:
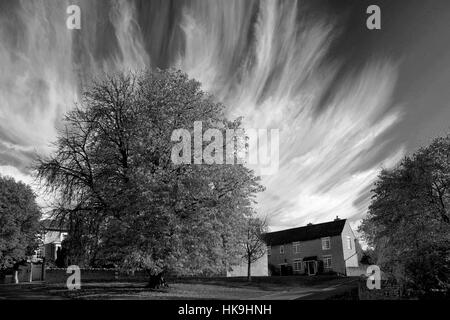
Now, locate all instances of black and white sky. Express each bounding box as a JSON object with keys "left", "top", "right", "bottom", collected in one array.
[{"left": 1, "top": 0, "right": 450, "bottom": 231}]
